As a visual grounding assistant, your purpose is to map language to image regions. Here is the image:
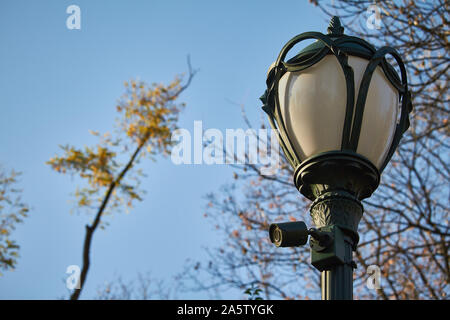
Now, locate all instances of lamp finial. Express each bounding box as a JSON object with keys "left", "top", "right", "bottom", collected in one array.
[{"left": 327, "top": 16, "right": 344, "bottom": 36}]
